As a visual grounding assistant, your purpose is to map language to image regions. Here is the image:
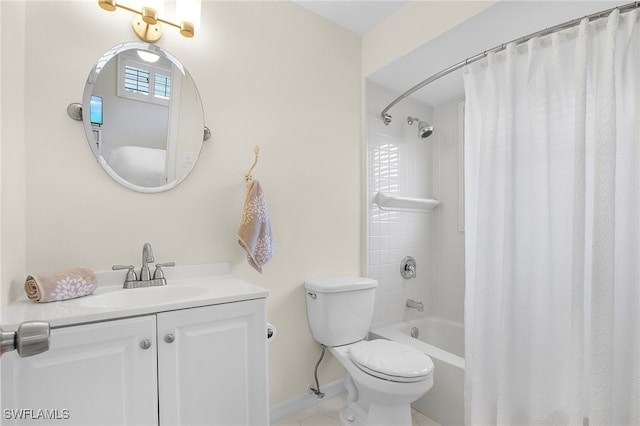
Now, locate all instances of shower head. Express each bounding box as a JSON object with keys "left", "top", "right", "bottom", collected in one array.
[
  {"left": 418, "top": 121, "right": 434, "bottom": 138},
  {"left": 407, "top": 116, "right": 434, "bottom": 139}
]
